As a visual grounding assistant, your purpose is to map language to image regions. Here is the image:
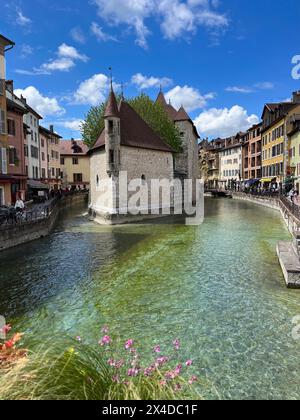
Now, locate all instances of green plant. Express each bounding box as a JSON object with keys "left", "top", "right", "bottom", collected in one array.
[{"left": 0, "top": 327, "right": 202, "bottom": 401}]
